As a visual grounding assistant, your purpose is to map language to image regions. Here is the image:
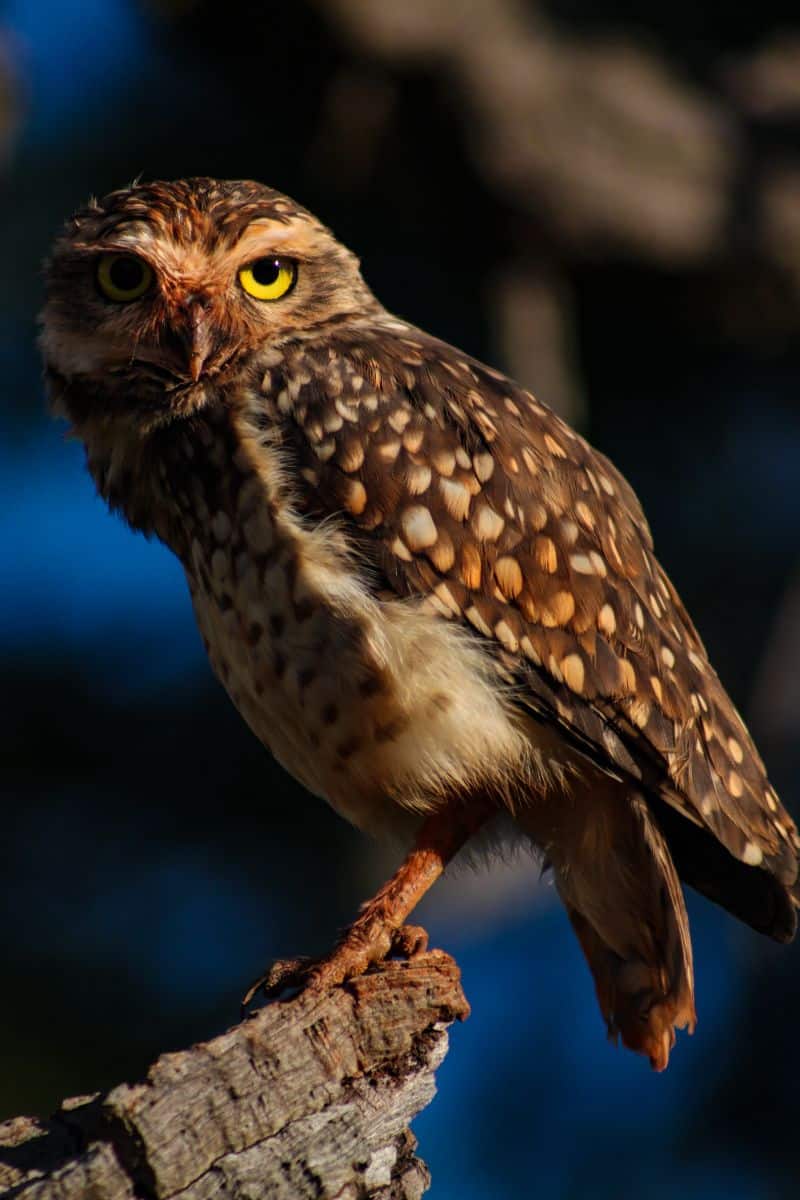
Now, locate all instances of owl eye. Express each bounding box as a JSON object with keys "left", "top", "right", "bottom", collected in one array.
[
  {"left": 239, "top": 257, "right": 296, "bottom": 301},
  {"left": 96, "top": 254, "right": 153, "bottom": 302}
]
